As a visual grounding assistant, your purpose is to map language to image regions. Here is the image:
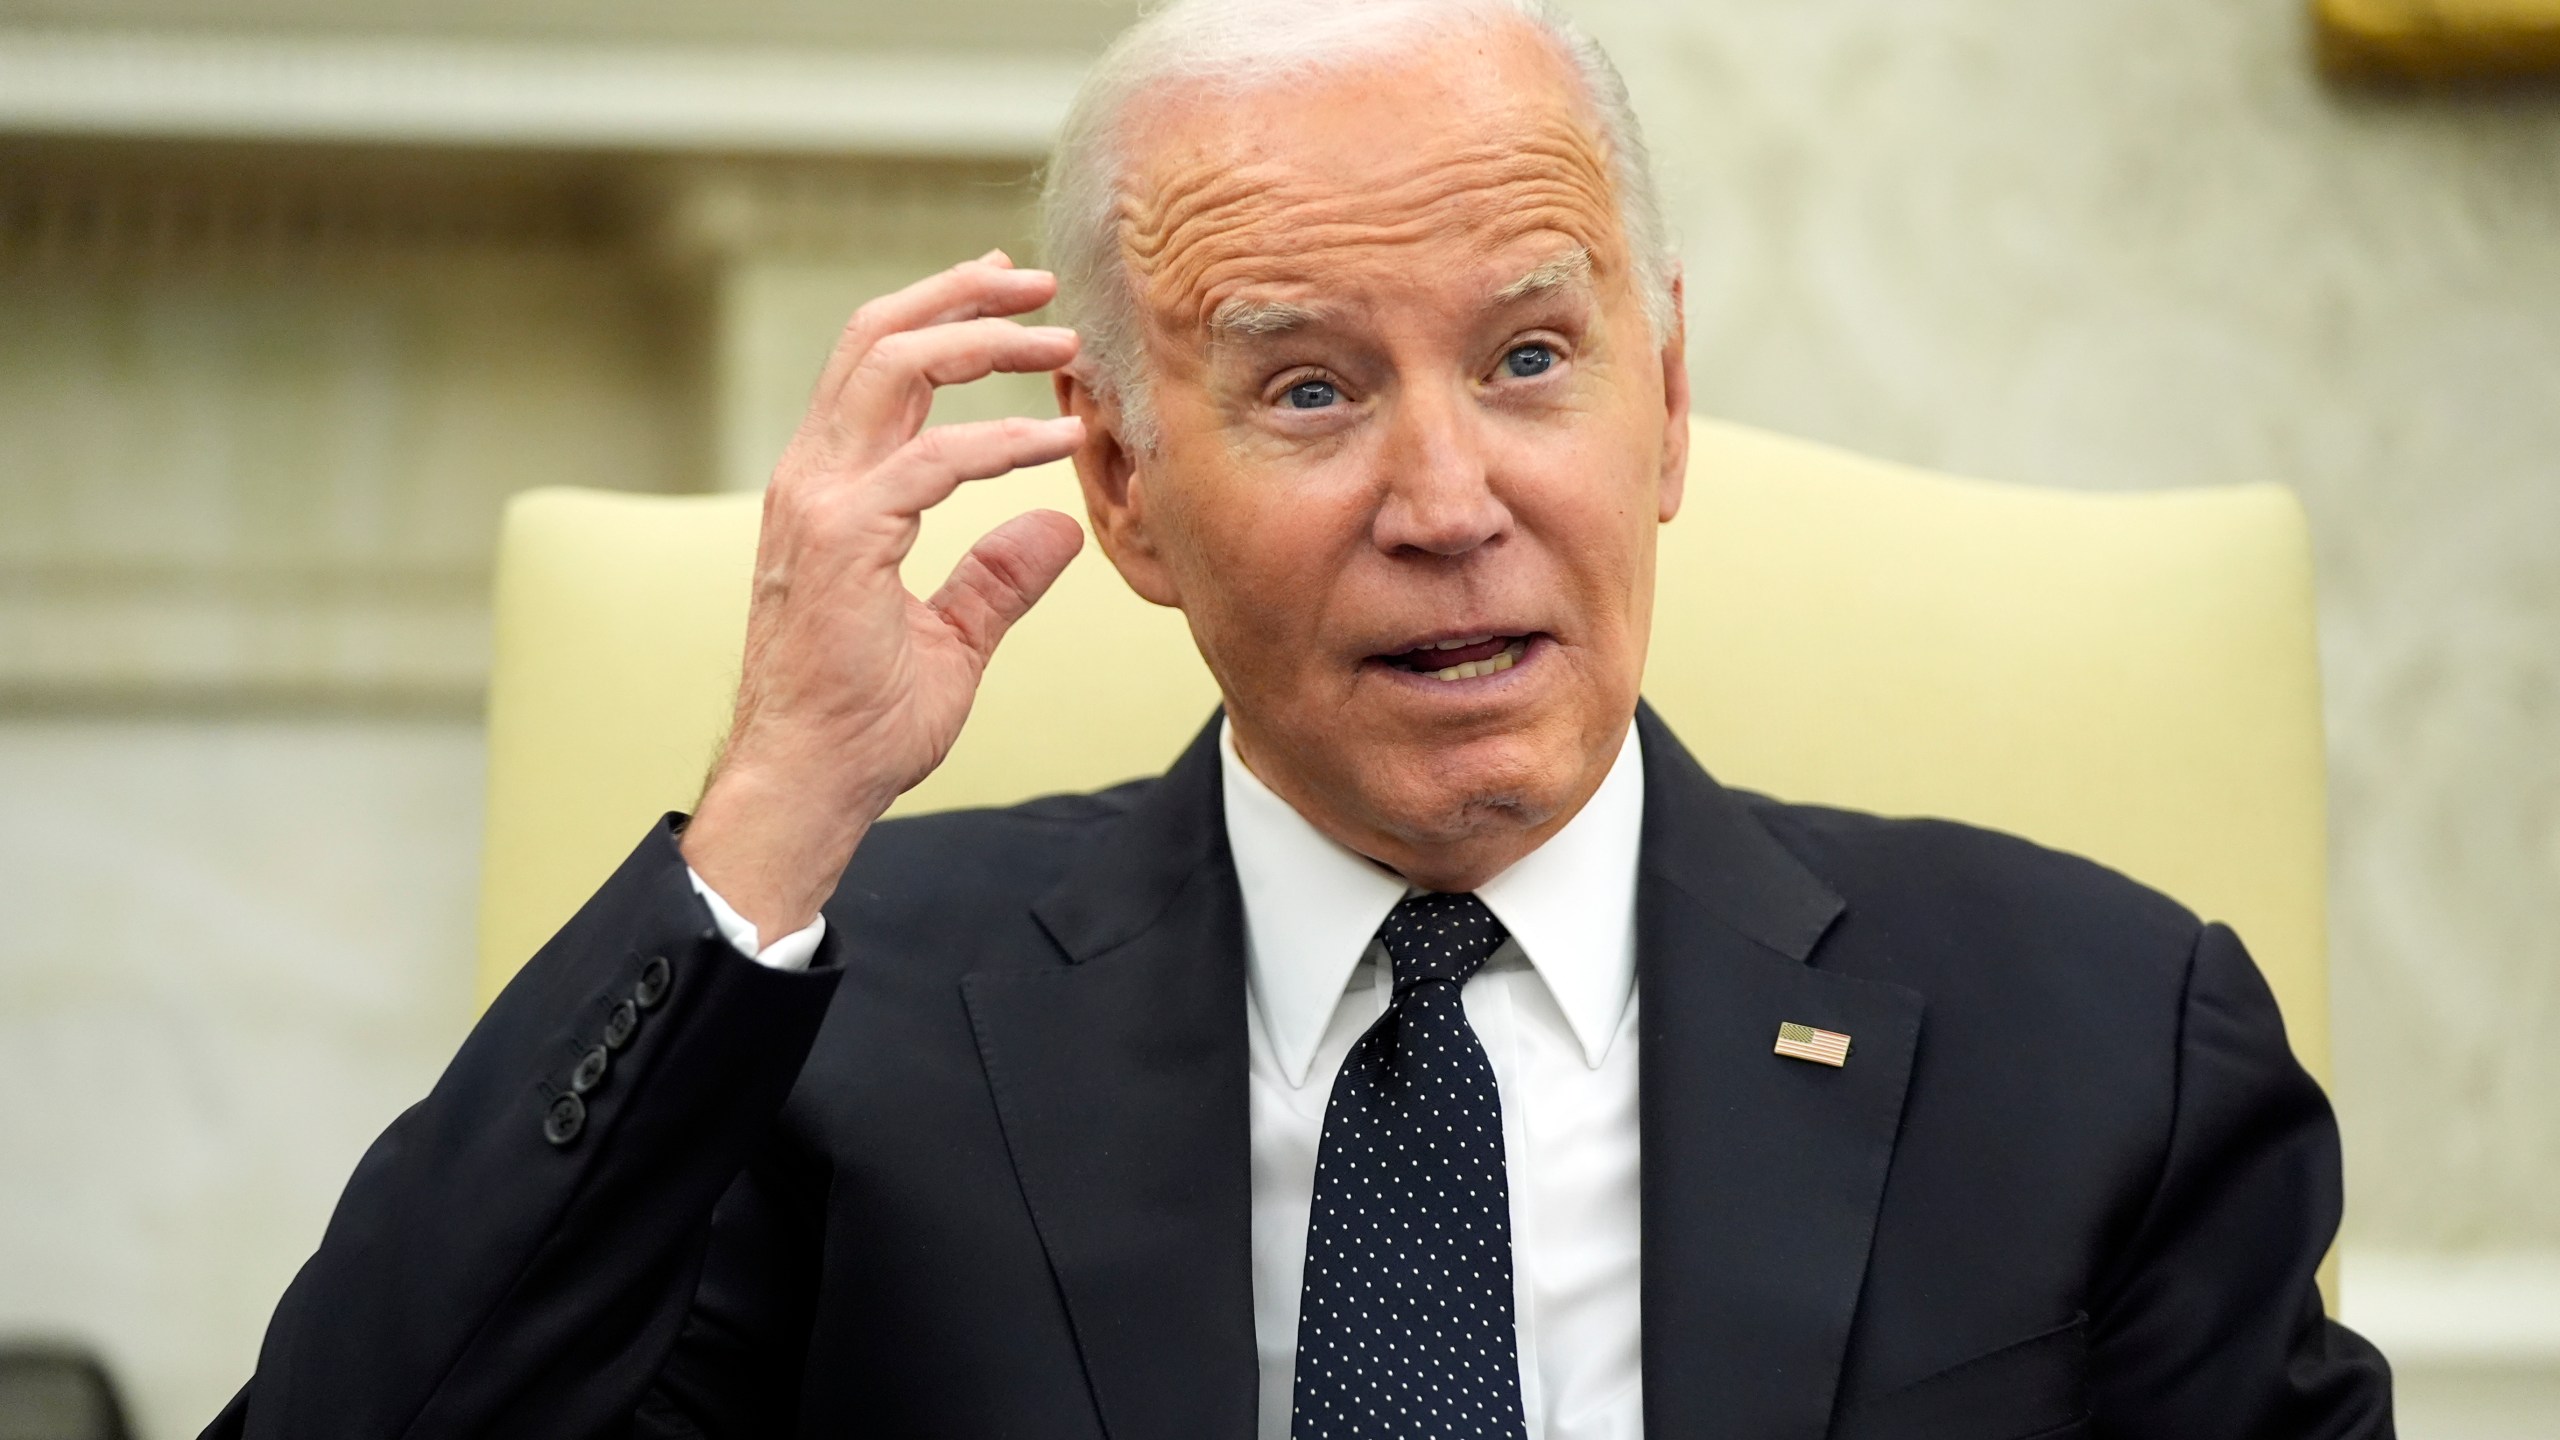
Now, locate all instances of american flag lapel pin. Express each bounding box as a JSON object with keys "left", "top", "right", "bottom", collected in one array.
[{"left": 1774, "top": 1021, "right": 1852, "bottom": 1067}]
